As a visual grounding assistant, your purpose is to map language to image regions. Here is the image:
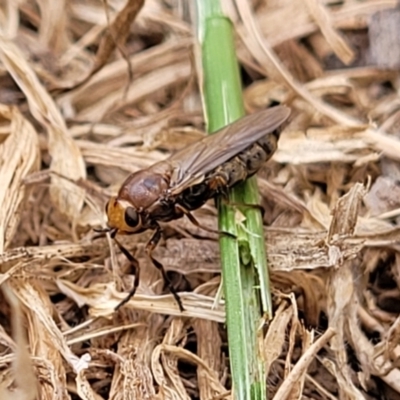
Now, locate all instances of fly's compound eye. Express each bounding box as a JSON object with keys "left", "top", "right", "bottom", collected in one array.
[{"left": 124, "top": 207, "right": 139, "bottom": 227}]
